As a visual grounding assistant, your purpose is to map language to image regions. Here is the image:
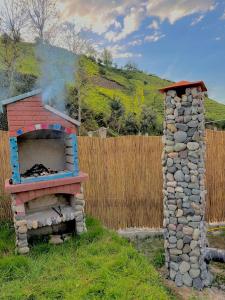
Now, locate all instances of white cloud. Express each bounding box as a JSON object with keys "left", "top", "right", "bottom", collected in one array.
[
  {"left": 114, "top": 52, "right": 142, "bottom": 58},
  {"left": 128, "top": 39, "right": 143, "bottom": 46},
  {"left": 105, "top": 7, "right": 145, "bottom": 42},
  {"left": 191, "top": 15, "right": 204, "bottom": 26},
  {"left": 145, "top": 32, "right": 165, "bottom": 42},
  {"left": 61, "top": 0, "right": 139, "bottom": 35},
  {"left": 108, "top": 44, "right": 142, "bottom": 58},
  {"left": 146, "top": 0, "right": 215, "bottom": 24},
  {"left": 148, "top": 20, "right": 159, "bottom": 30},
  {"left": 215, "top": 37, "right": 221, "bottom": 41},
  {"left": 221, "top": 11, "right": 225, "bottom": 19},
  {"left": 61, "top": 0, "right": 216, "bottom": 41},
  {"left": 114, "top": 20, "right": 122, "bottom": 29}
]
